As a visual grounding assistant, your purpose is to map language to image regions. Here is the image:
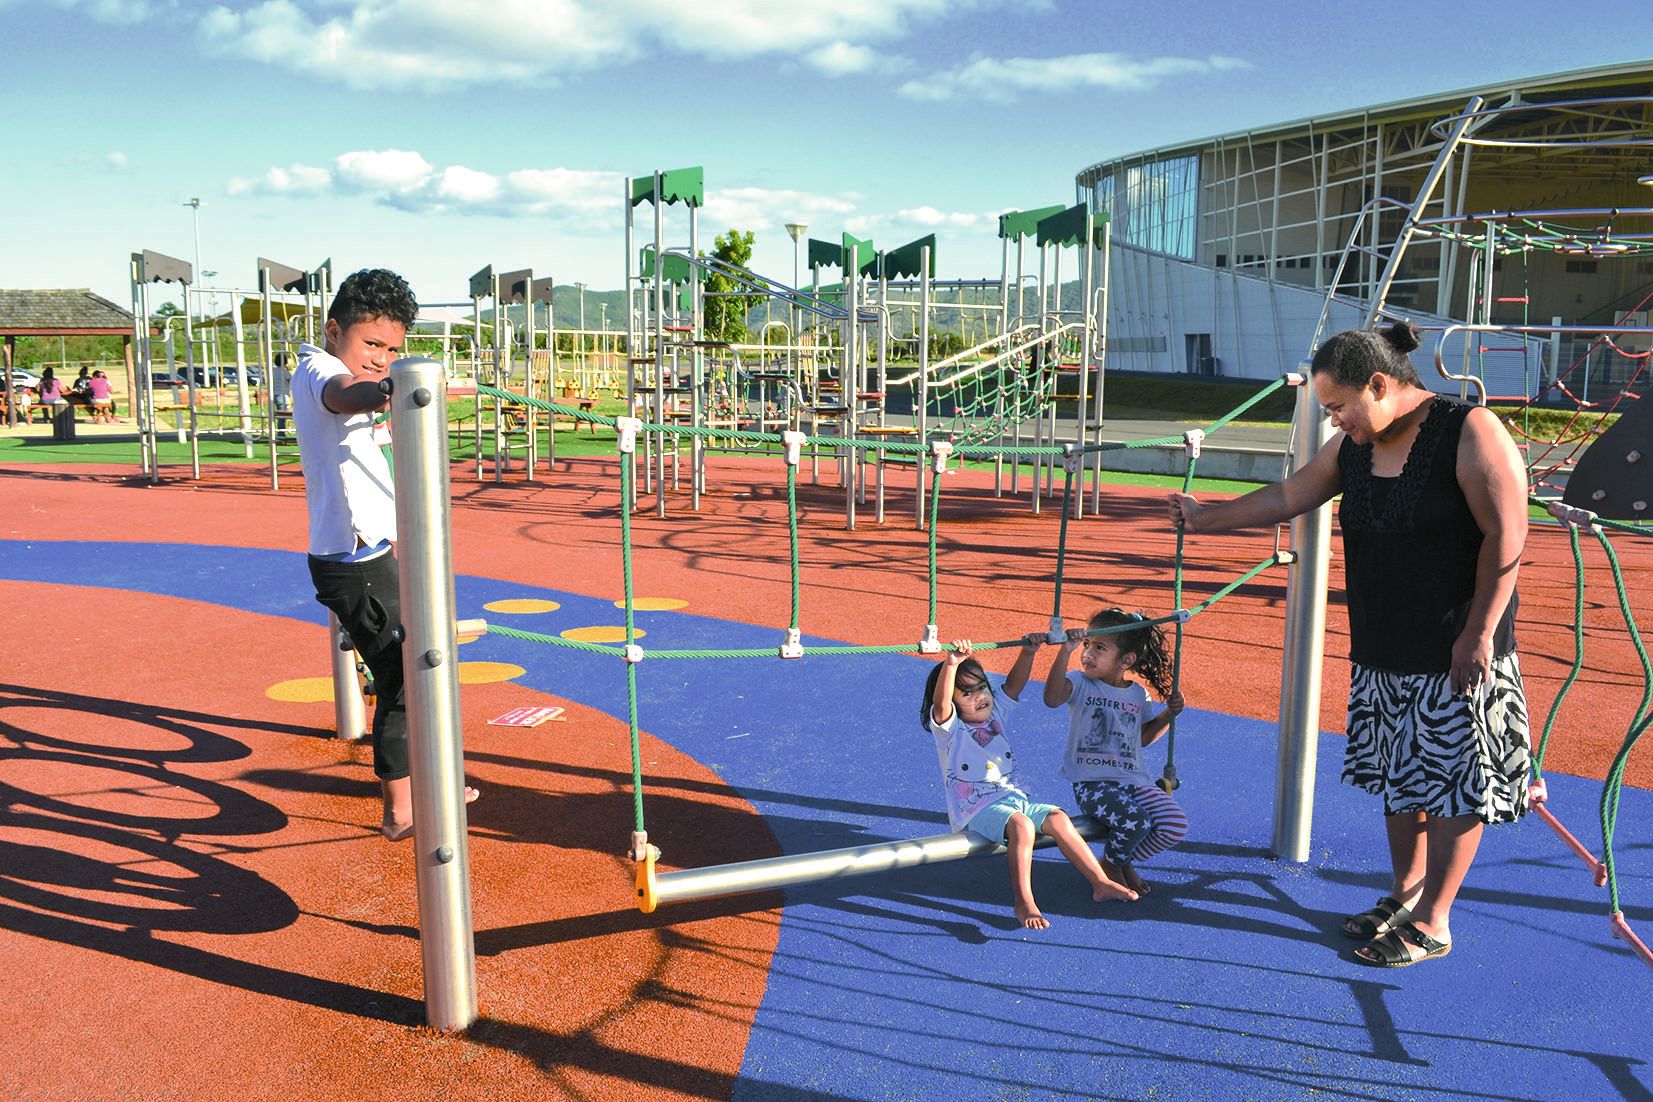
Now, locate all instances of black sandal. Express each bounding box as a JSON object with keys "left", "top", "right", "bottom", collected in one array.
[
  {"left": 1342, "top": 895, "right": 1412, "bottom": 940},
  {"left": 1352, "top": 922, "right": 1452, "bottom": 967}
]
